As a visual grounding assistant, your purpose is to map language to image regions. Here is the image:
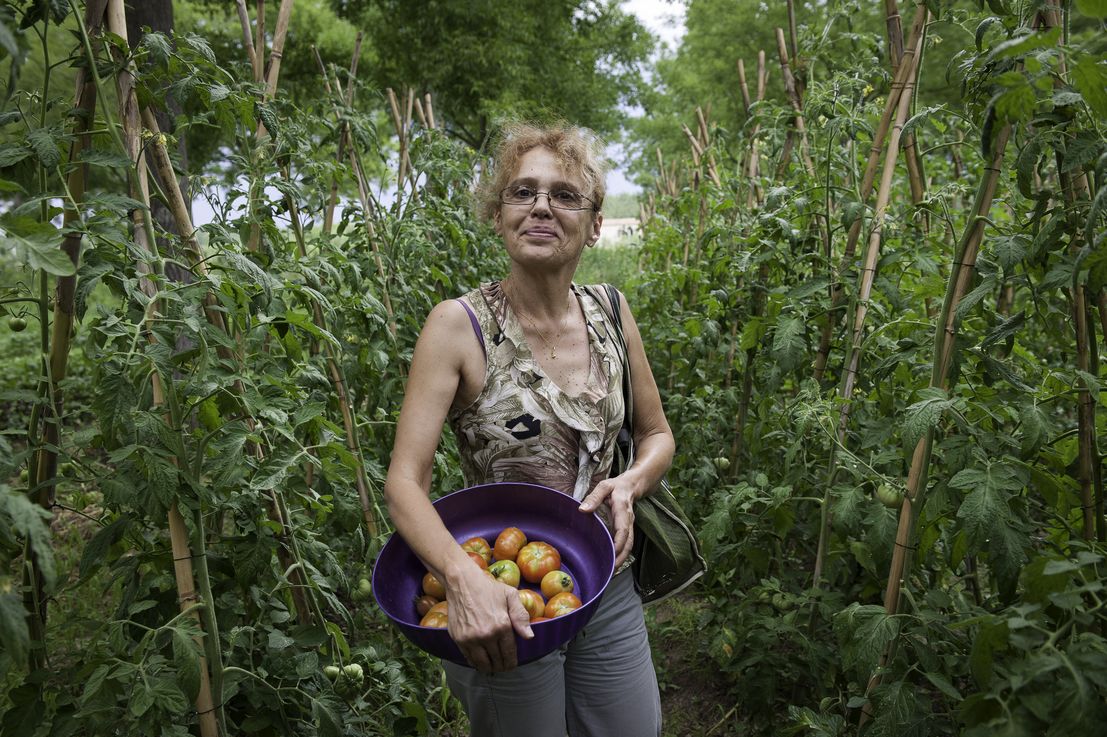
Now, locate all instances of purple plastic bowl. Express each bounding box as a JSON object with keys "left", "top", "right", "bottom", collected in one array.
[{"left": 372, "top": 482, "right": 615, "bottom": 667}]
